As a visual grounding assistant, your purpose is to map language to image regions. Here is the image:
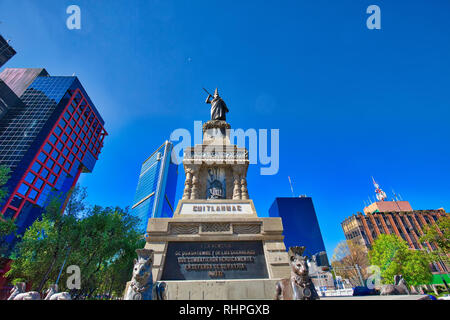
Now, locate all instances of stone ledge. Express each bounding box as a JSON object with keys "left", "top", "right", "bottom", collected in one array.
[{"left": 202, "top": 120, "right": 231, "bottom": 131}]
